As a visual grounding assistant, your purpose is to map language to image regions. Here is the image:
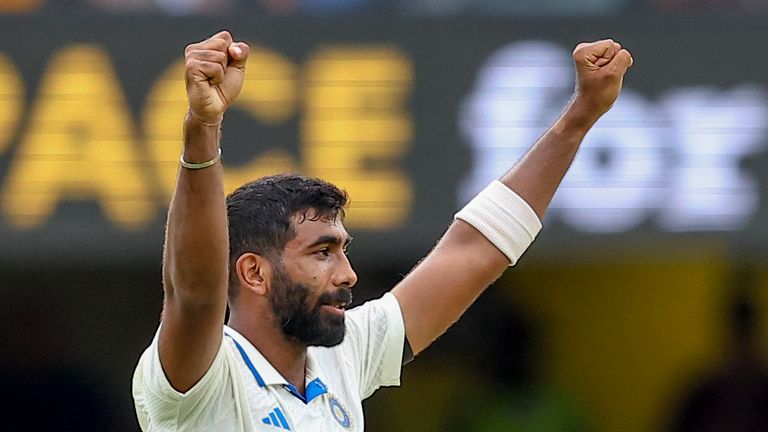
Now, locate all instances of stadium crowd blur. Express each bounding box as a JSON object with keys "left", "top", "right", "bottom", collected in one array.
[{"left": 2, "top": 0, "right": 768, "bottom": 15}]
